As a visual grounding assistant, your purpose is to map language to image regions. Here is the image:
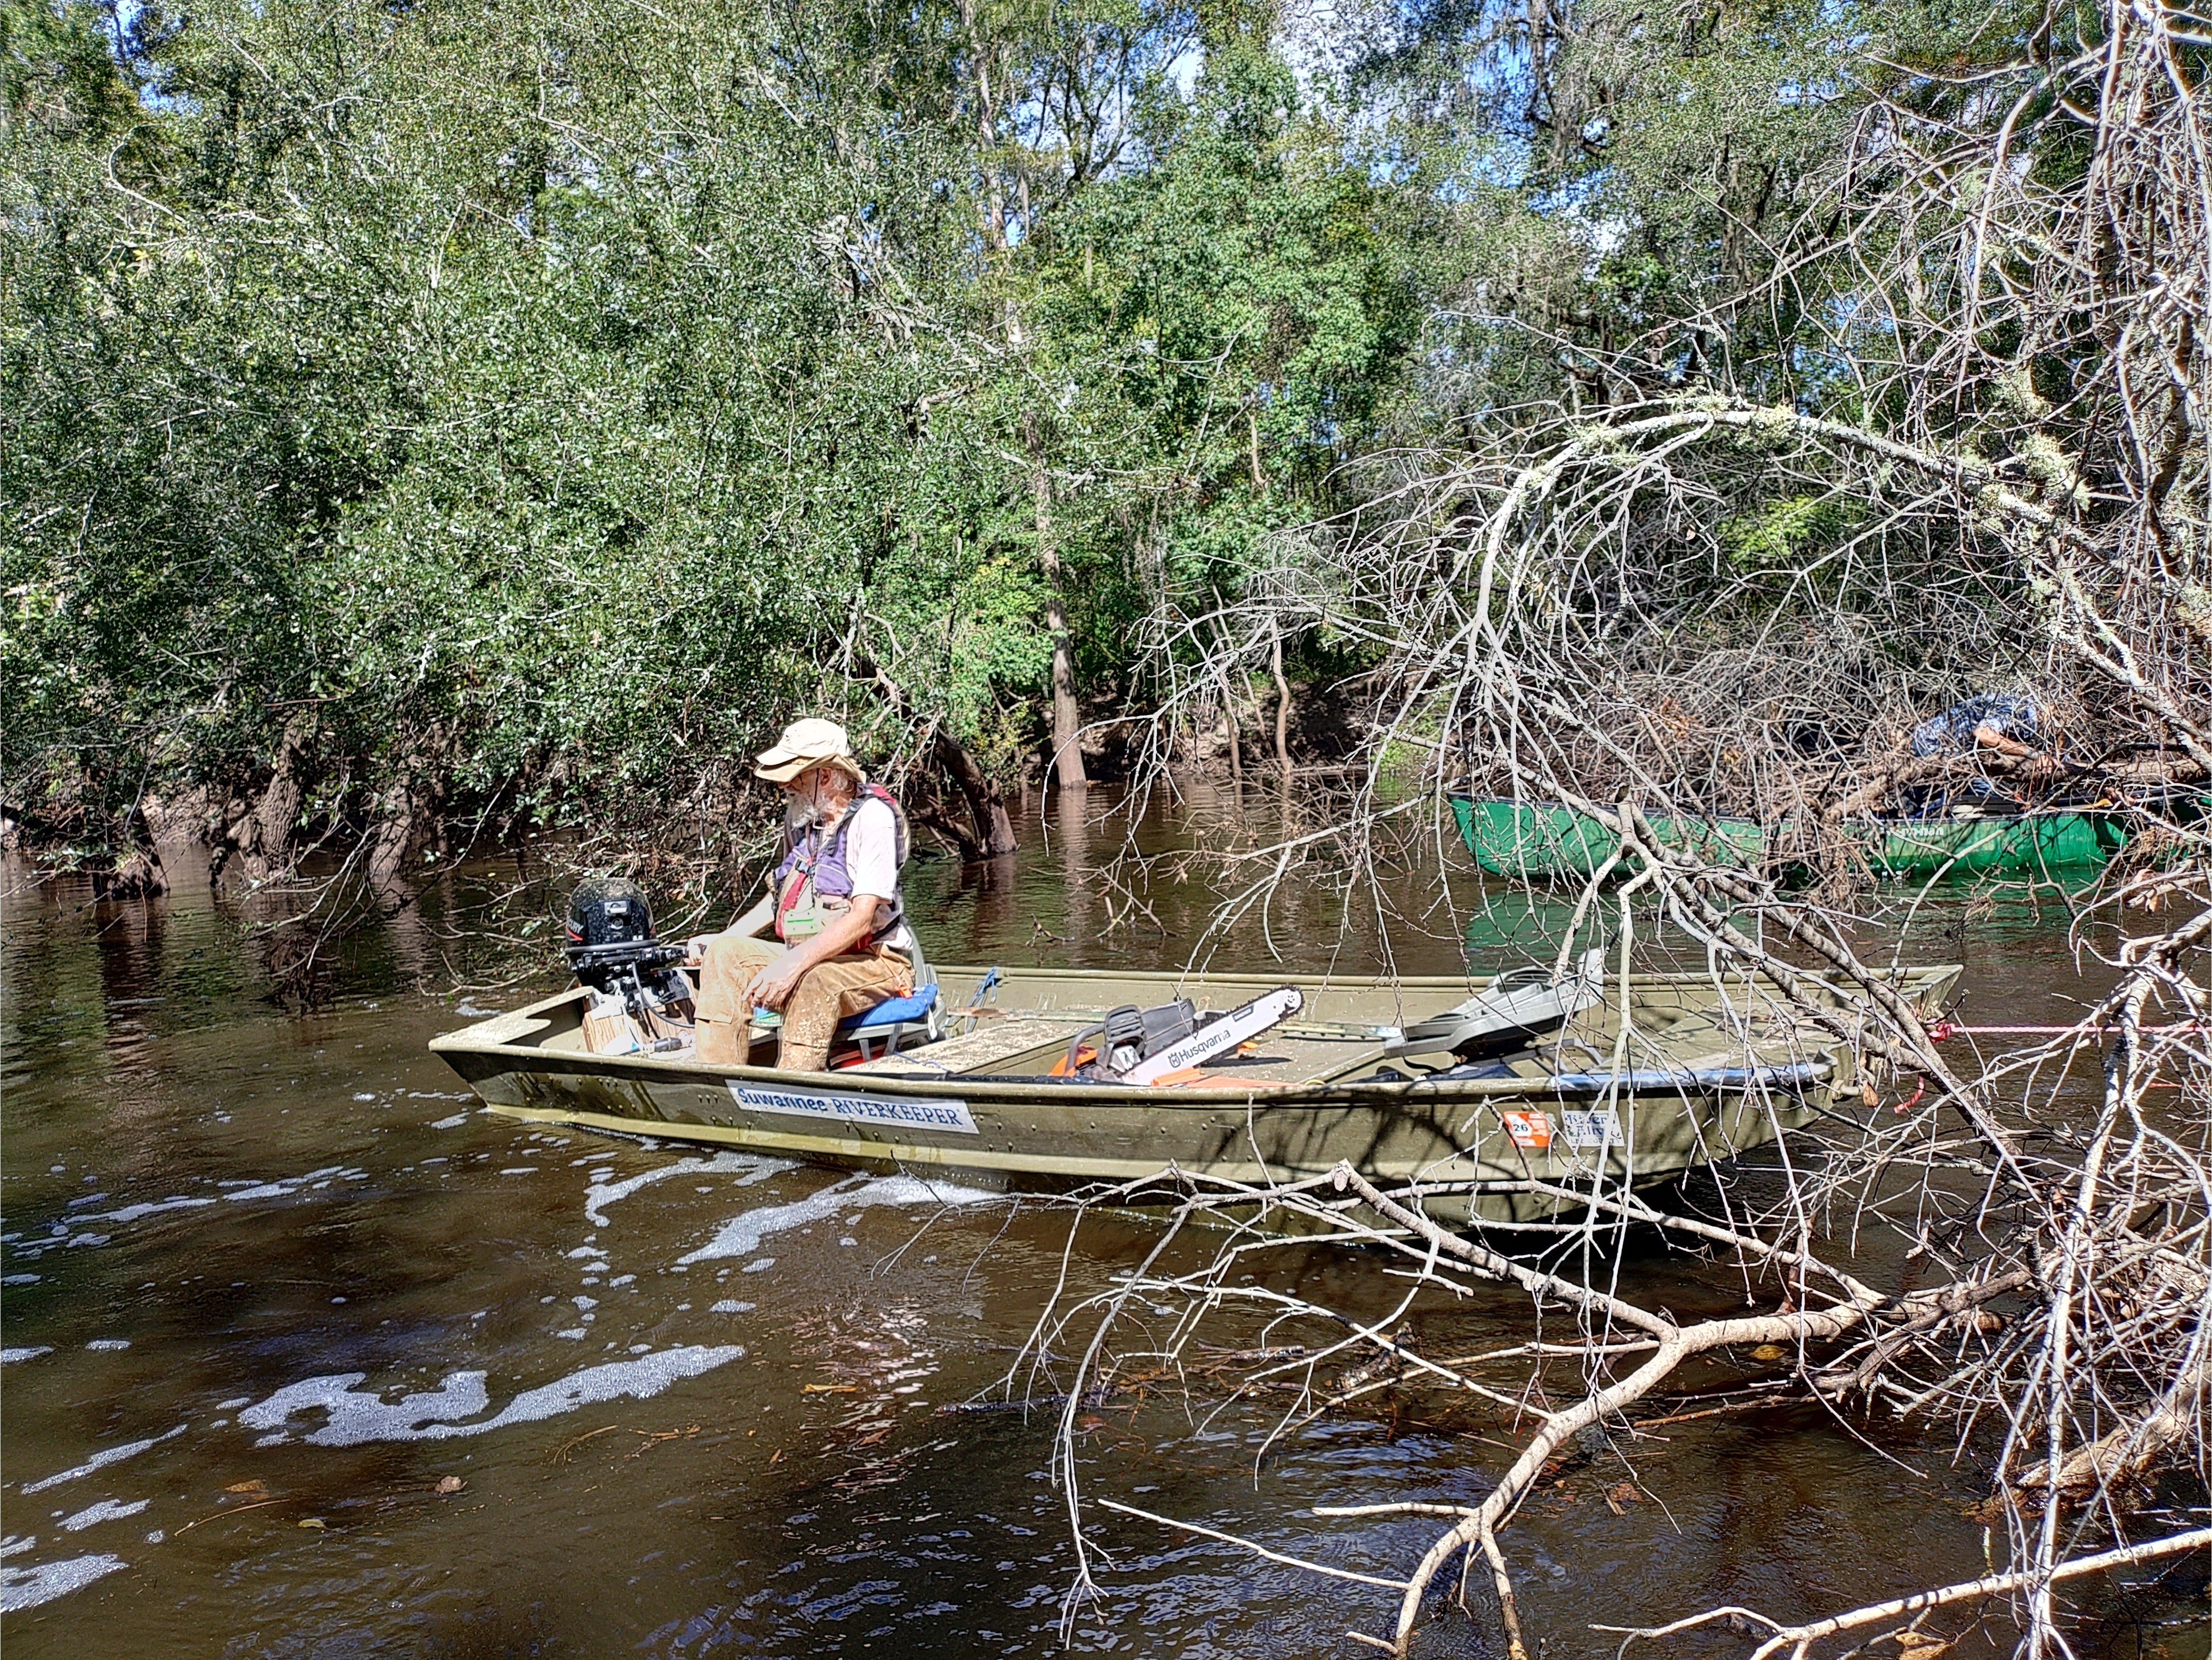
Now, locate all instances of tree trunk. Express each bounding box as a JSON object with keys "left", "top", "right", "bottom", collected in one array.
[
  {"left": 1270, "top": 623, "right": 1294, "bottom": 778},
  {"left": 368, "top": 725, "right": 451, "bottom": 891},
  {"left": 91, "top": 803, "right": 167, "bottom": 901},
  {"left": 933, "top": 731, "right": 1019, "bottom": 858},
  {"left": 1223, "top": 671, "right": 1244, "bottom": 786},
  {"left": 854, "top": 652, "right": 1018, "bottom": 859},
  {"left": 367, "top": 782, "right": 419, "bottom": 890},
  {"left": 253, "top": 720, "right": 310, "bottom": 873},
  {"left": 961, "top": 0, "right": 1007, "bottom": 259},
  {"left": 218, "top": 714, "right": 314, "bottom": 884},
  {"left": 1031, "top": 415, "right": 1088, "bottom": 792}
]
